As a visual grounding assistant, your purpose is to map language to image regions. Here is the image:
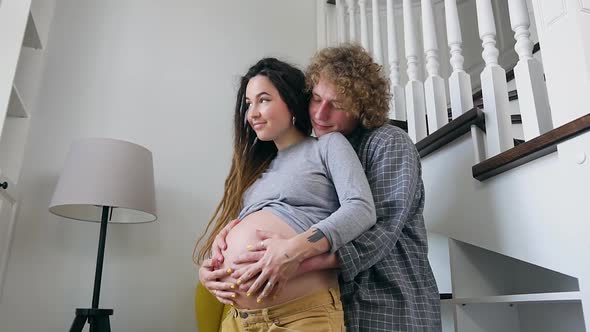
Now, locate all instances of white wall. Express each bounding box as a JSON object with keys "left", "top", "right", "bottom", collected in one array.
[{"left": 0, "top": 1, "right": 317, "bottom": 331}]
